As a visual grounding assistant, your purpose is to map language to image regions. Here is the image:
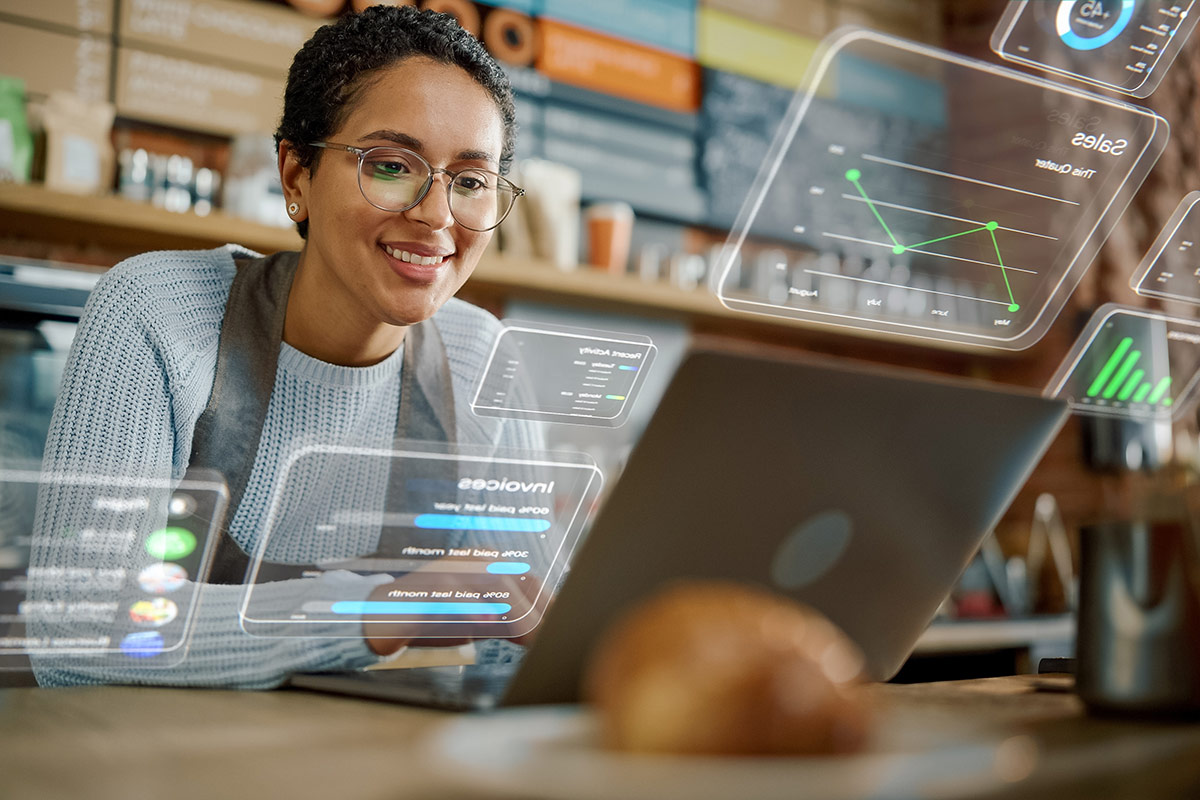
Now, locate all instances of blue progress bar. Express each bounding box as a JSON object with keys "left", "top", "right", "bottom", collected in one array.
[
  {"left": 414, "top": 514, "right": 550, "bottom": 532},
  {"left": 487, "top": 562, "right": 531, "bottom": 575},
  {"left": 330, "top": 601, "right": 512, "bottom": 615},
  {"left": 618, "top": 365, "right": 639, "bottom": 371}
]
